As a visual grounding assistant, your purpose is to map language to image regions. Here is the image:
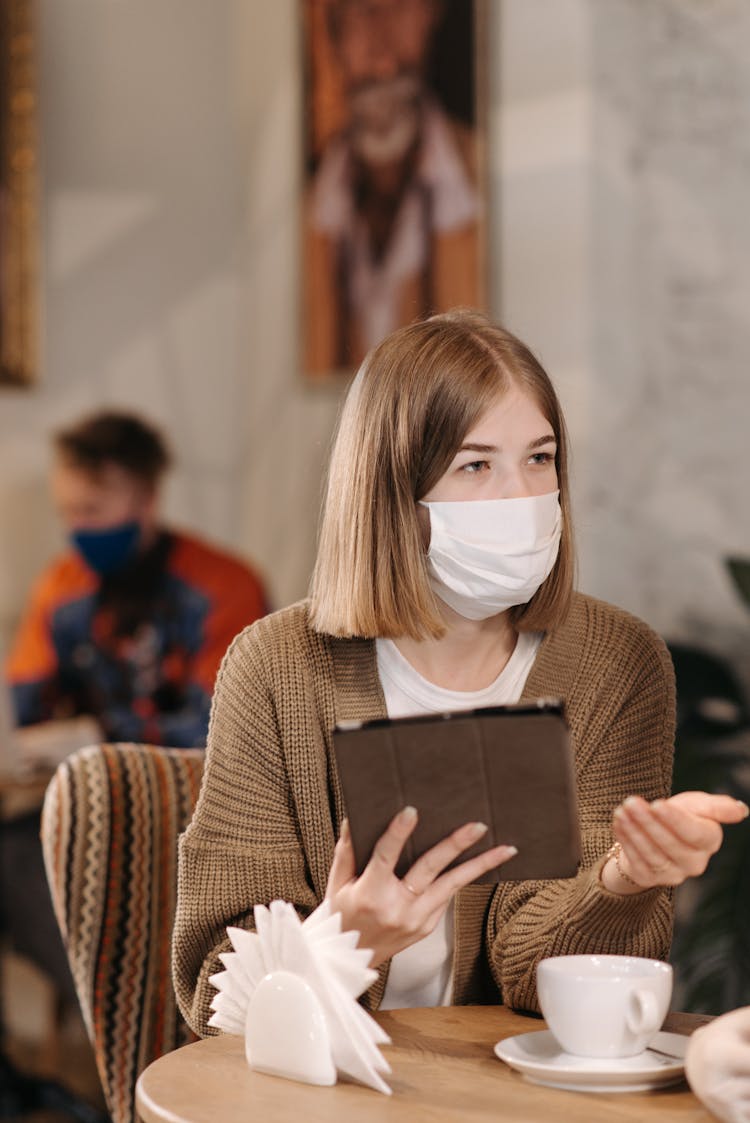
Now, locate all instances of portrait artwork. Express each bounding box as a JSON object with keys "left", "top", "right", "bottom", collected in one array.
[
  {"left": 0, "top": 0, "right": 38, "bottom": 387},
  {"left": 301, "top": 0, "right": 487, "bottom": 380}
]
